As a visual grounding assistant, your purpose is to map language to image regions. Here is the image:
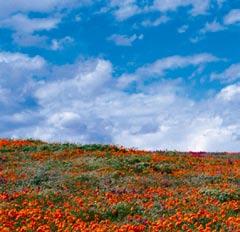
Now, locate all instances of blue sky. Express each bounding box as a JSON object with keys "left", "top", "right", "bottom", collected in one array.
[{"left": 0, "top": 0, "right": 240, "bottom": 151}]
